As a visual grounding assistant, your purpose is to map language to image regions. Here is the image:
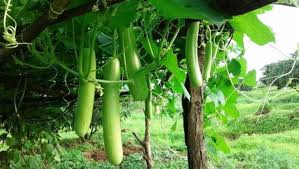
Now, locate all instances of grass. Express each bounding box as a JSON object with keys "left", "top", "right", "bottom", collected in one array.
[
  {"left": 225, "top": 87, "right": 299, "bottom": 135},
  {"left": 218, "top": 87, "right": 299, "bottom": 169},
  {"left": 1, "top": 87, "right": 299, "bottom": 168},
  {"left": 121, "top": 112, "right": 186, "bottom": 151},
  {"left": 229, "top": 129, "right": 299, "bottom": 166},
  {"left": 55, "top": 112, "right": 188, "bottom": 169},
  {"left": 51, "top": 87, "right": 299, "bottom": 168}
]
